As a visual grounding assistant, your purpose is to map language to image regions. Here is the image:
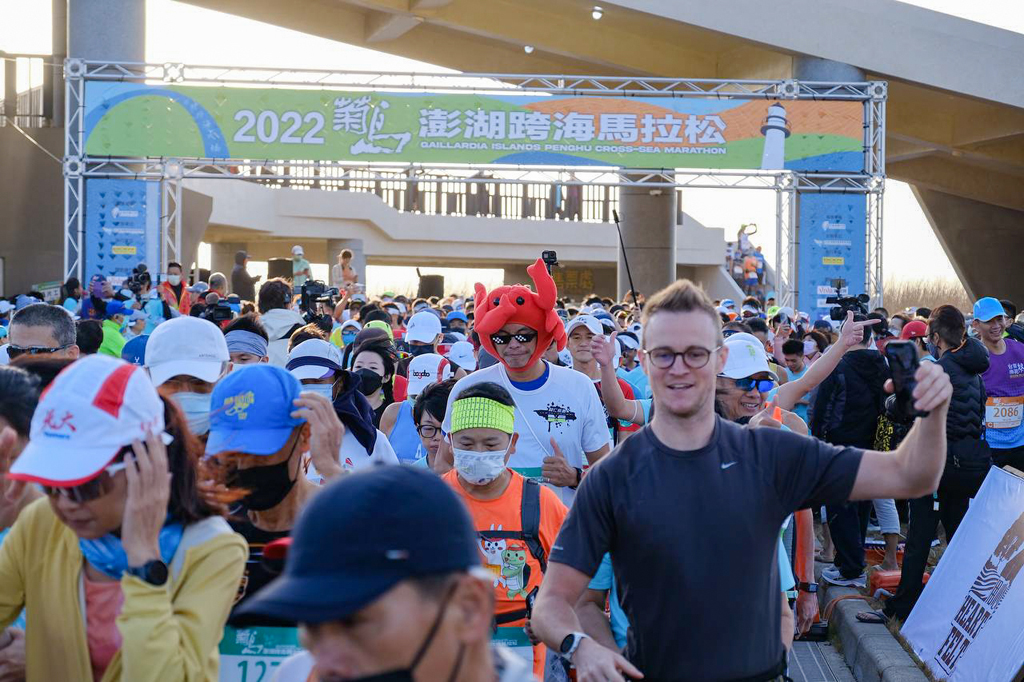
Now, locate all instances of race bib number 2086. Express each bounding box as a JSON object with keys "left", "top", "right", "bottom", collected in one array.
[{"left": 986, "top": 397, "right": 1024, "bottom": 430}]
